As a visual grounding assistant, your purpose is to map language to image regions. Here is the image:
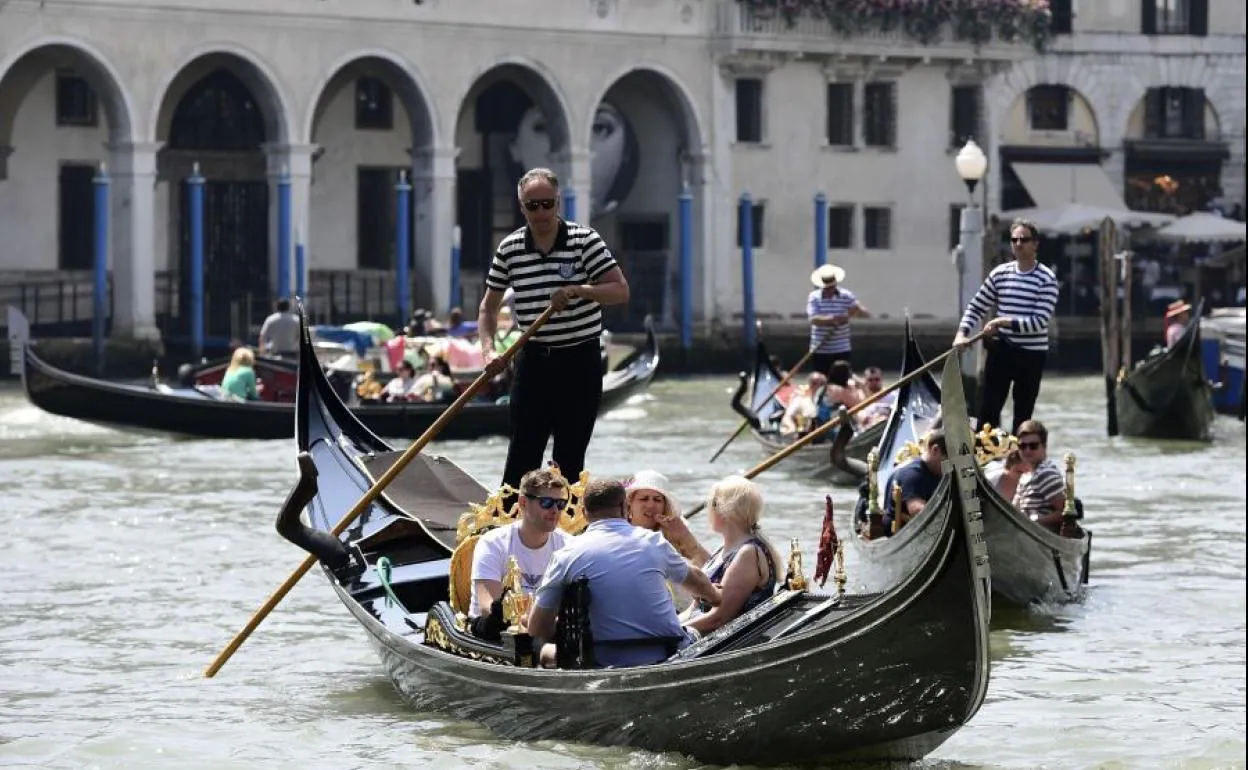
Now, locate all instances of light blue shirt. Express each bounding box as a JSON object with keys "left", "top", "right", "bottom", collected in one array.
[{"left": 534, "top": 518, "right": 689, "bottom": 667}]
